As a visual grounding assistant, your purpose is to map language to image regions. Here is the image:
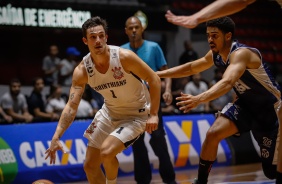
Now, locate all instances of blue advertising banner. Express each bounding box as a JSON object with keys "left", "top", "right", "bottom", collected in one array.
[{"left": 0, "top": 114, "right": 232, "bottom": 184}]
